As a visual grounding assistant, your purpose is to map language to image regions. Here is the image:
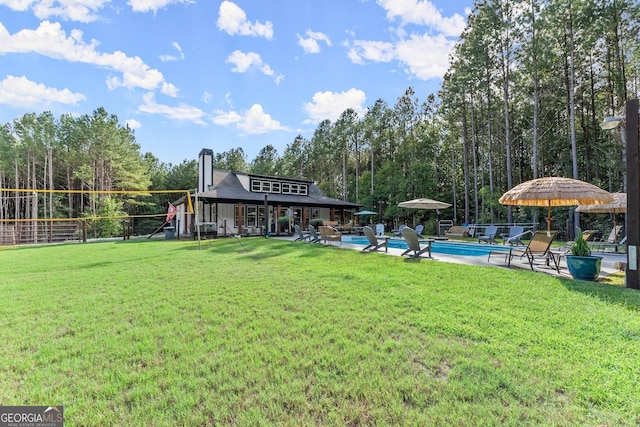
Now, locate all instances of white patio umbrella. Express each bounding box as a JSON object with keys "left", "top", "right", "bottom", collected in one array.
[{"left": 398, "top": 198, "right": 452, "bottom": 210}]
